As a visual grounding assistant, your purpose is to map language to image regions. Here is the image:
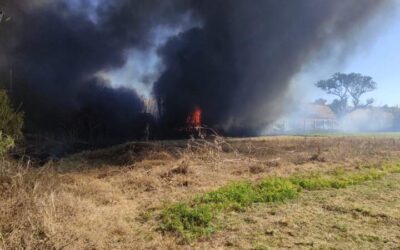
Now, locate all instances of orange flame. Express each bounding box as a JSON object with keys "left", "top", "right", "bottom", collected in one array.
[{"left": 187, "top": 106, "right": 202, "bottom": 128}]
